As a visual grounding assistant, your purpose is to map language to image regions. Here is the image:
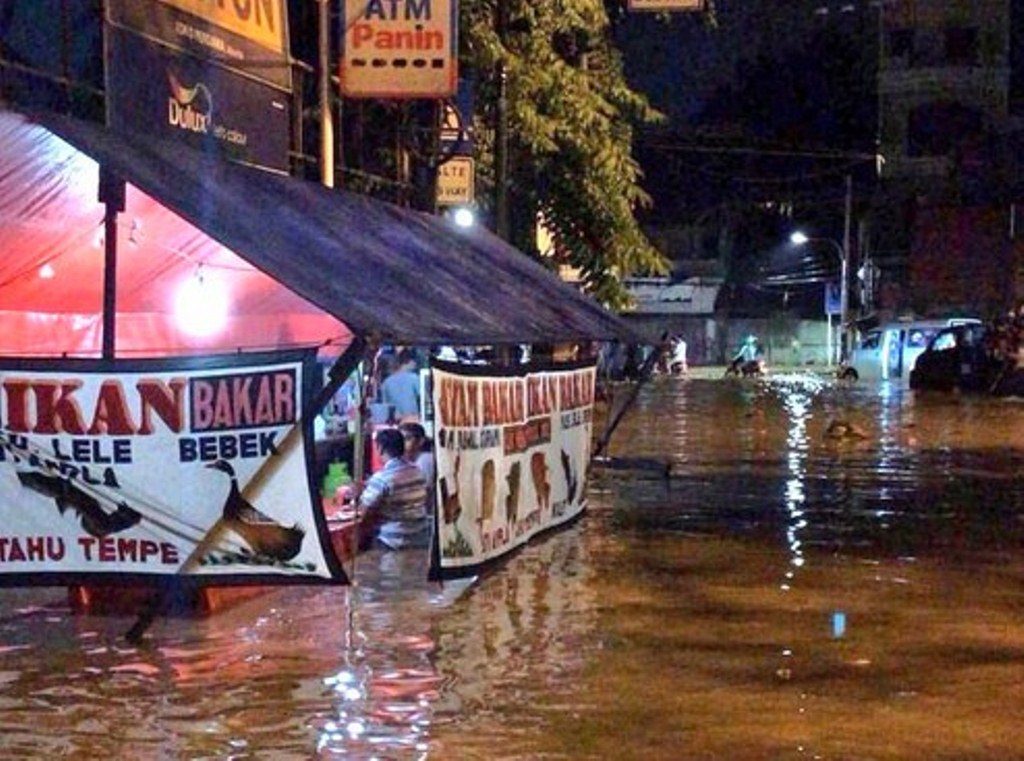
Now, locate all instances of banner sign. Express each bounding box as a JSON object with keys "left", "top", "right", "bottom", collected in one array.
[
  {"left": 627, "top": 0, "right": 704, "bottom": 10},
  {"left": 107, "top": 28, "right": 290, "bottom": 173},
  {"left": 340, "top": 0, "right": 458, "bottom": 98},
  {"left": 430, "top": 360, "right": 596, "bottom": 578},
  {"left": 439, "top": 76, "right": 475, "bottom": 156},
  {"left": 108, "top": 0, "right": 291, "bottom": 91},
  {"left": 0, "top": 350, "right": 346, "bottom": 587}
]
